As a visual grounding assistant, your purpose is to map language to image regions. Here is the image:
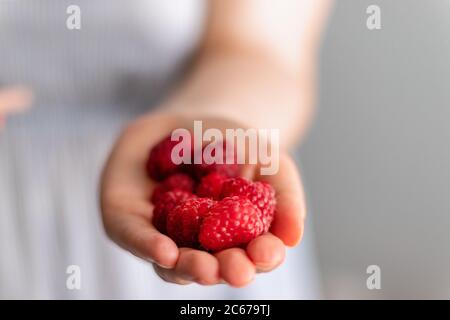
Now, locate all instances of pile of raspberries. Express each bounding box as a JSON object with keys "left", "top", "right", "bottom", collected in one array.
[{"left": 146, "top": 135, "right": 276, "bottom": 252}]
